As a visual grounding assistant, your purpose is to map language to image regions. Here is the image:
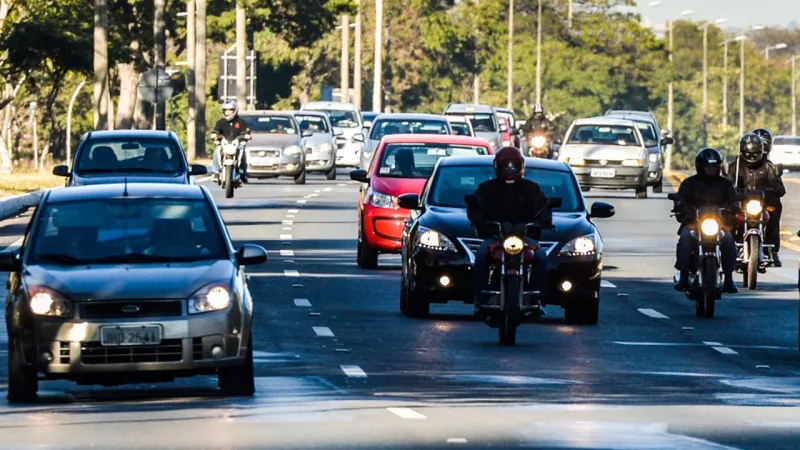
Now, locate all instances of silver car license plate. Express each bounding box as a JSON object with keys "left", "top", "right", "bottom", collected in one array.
[
  {"left": 100, "top": 325, "right": 162, "bottom": 346},
  {"left": 590, "top": 168, "right": 615, "bottom": 178}
]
